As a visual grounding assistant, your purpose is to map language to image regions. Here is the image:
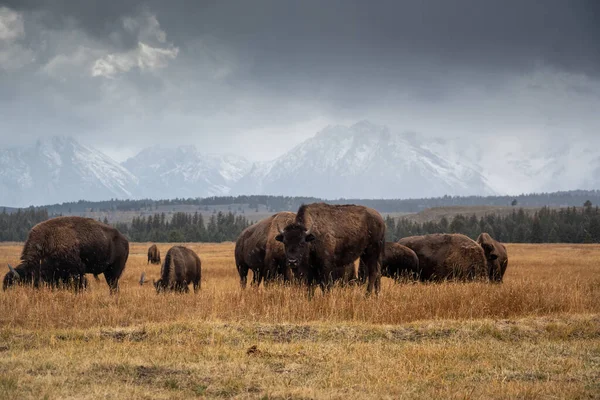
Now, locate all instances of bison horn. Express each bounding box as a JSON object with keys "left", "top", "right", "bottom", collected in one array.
[
  {"left": 277, "top": 224, "right": 284, "bottom": 234},
  {"left": 7, "top": 264, "right": 20, "bottom": 280},
  {"left": 305, "top": 225, "right": 313, "bottom": 236},
  {"left": 139, "top": 272, "right": 146, "bottom": 285}
]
